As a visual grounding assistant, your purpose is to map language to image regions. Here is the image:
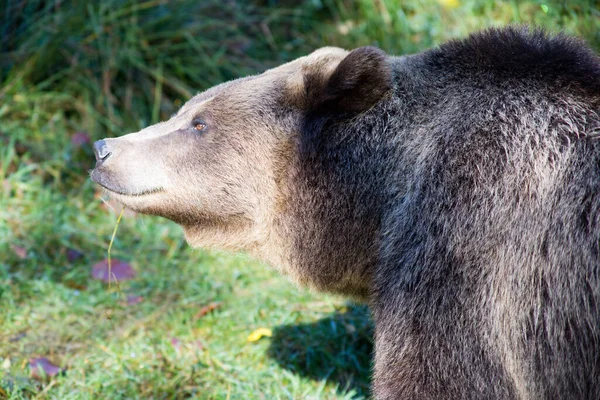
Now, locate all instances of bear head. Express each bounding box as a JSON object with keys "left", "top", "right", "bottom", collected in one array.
[{"left": 91, "top": 46, "right": 391, "bottom": 284}]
